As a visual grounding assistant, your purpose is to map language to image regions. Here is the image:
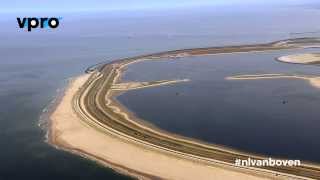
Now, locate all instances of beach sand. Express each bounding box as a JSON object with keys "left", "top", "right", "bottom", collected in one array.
[
  {"left": 226, "top": 74, "right": 320, "bottom": 89},
  {"left": 277, "top": 53, "right": 320, "bottom": 64},
  {"left": 48, "top": 38, "right": 320, "bottom": 179},
  {"left": 49, "top": 74, "right": 275, "bottom": 180}
]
